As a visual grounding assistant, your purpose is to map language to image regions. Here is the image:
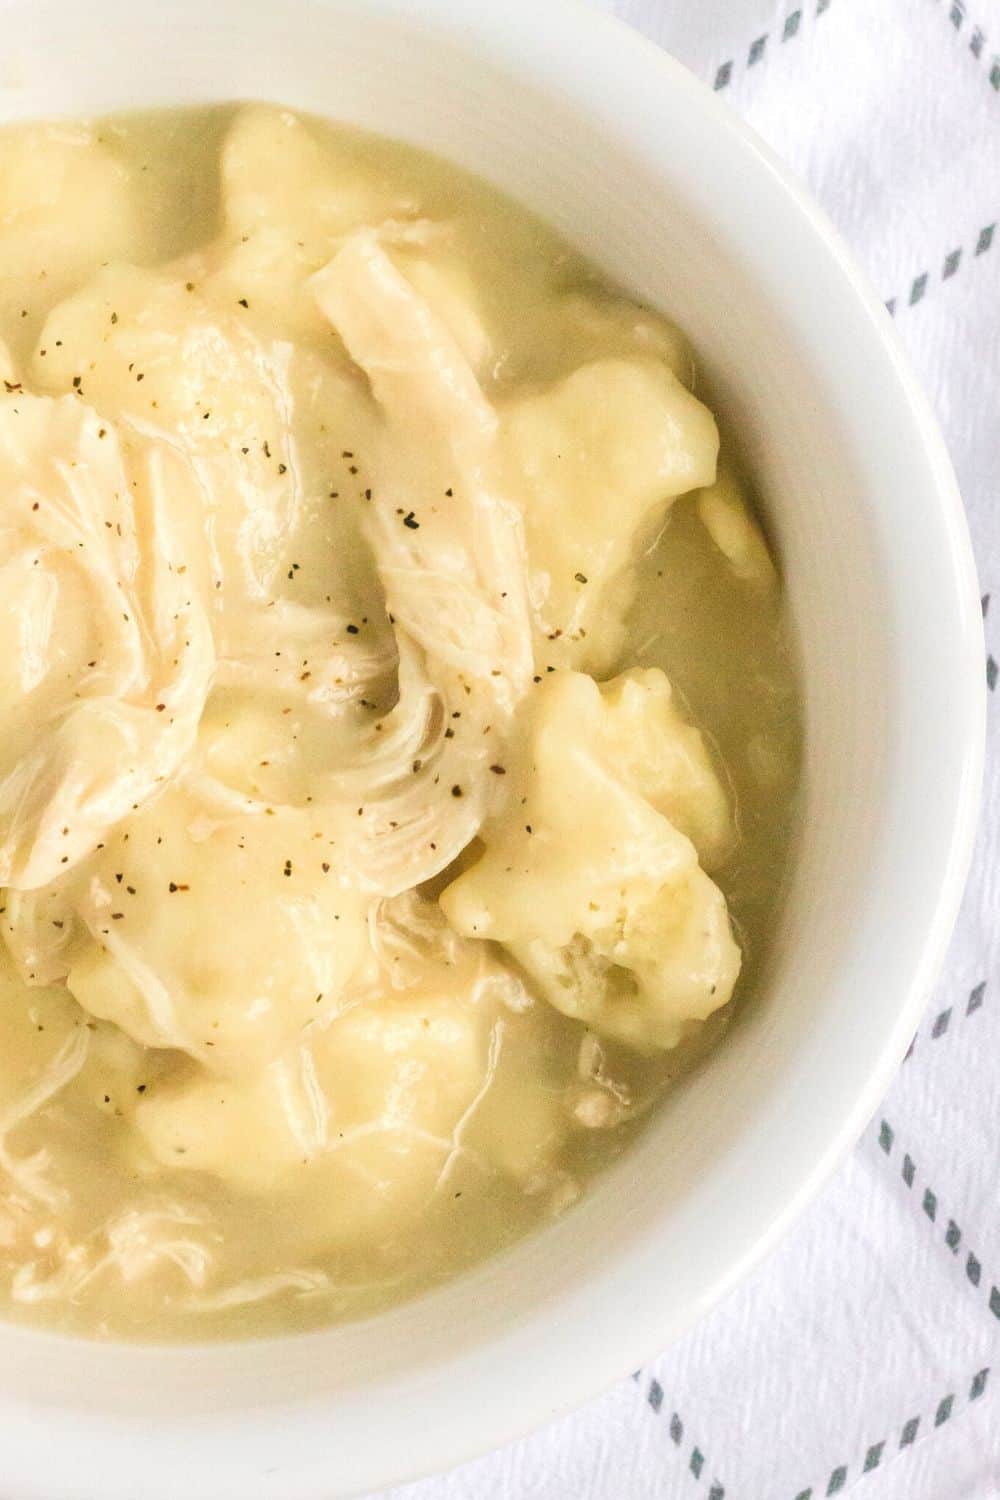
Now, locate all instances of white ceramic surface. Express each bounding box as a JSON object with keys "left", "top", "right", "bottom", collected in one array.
[{"left": 0, "top": 2, "right": 985, "bottom": 1496}]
